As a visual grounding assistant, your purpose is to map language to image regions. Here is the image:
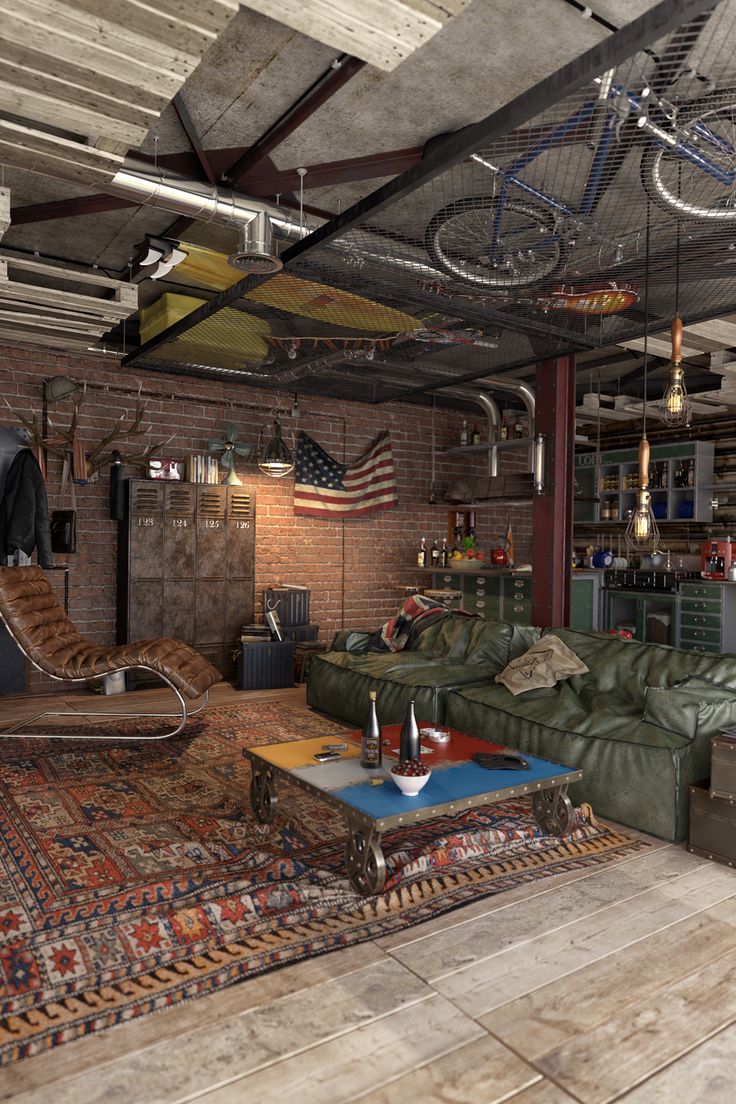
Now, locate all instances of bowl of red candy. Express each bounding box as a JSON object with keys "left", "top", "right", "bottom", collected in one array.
[{"left": 391, "top": 759, "right": 432, "bottom": 796}]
